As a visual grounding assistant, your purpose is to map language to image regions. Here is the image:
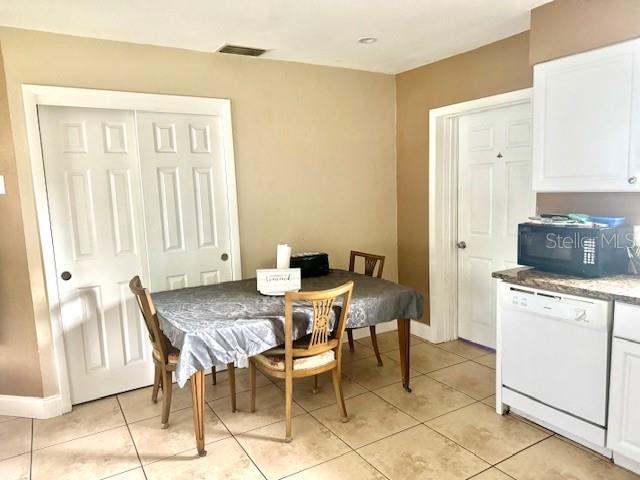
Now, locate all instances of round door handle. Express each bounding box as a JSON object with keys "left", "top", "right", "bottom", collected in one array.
[
  {"left": 221, "top": 253, "right": 229, "bottom": 261},
  {"left": 61, "top": 271, "right": 72, "bottom": 281},
  {"left": 456, "top": 241, "right": 467, "bottom": 249},
  {"left": 629, "top": 176, "right": 637, "bottom": 185}
]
